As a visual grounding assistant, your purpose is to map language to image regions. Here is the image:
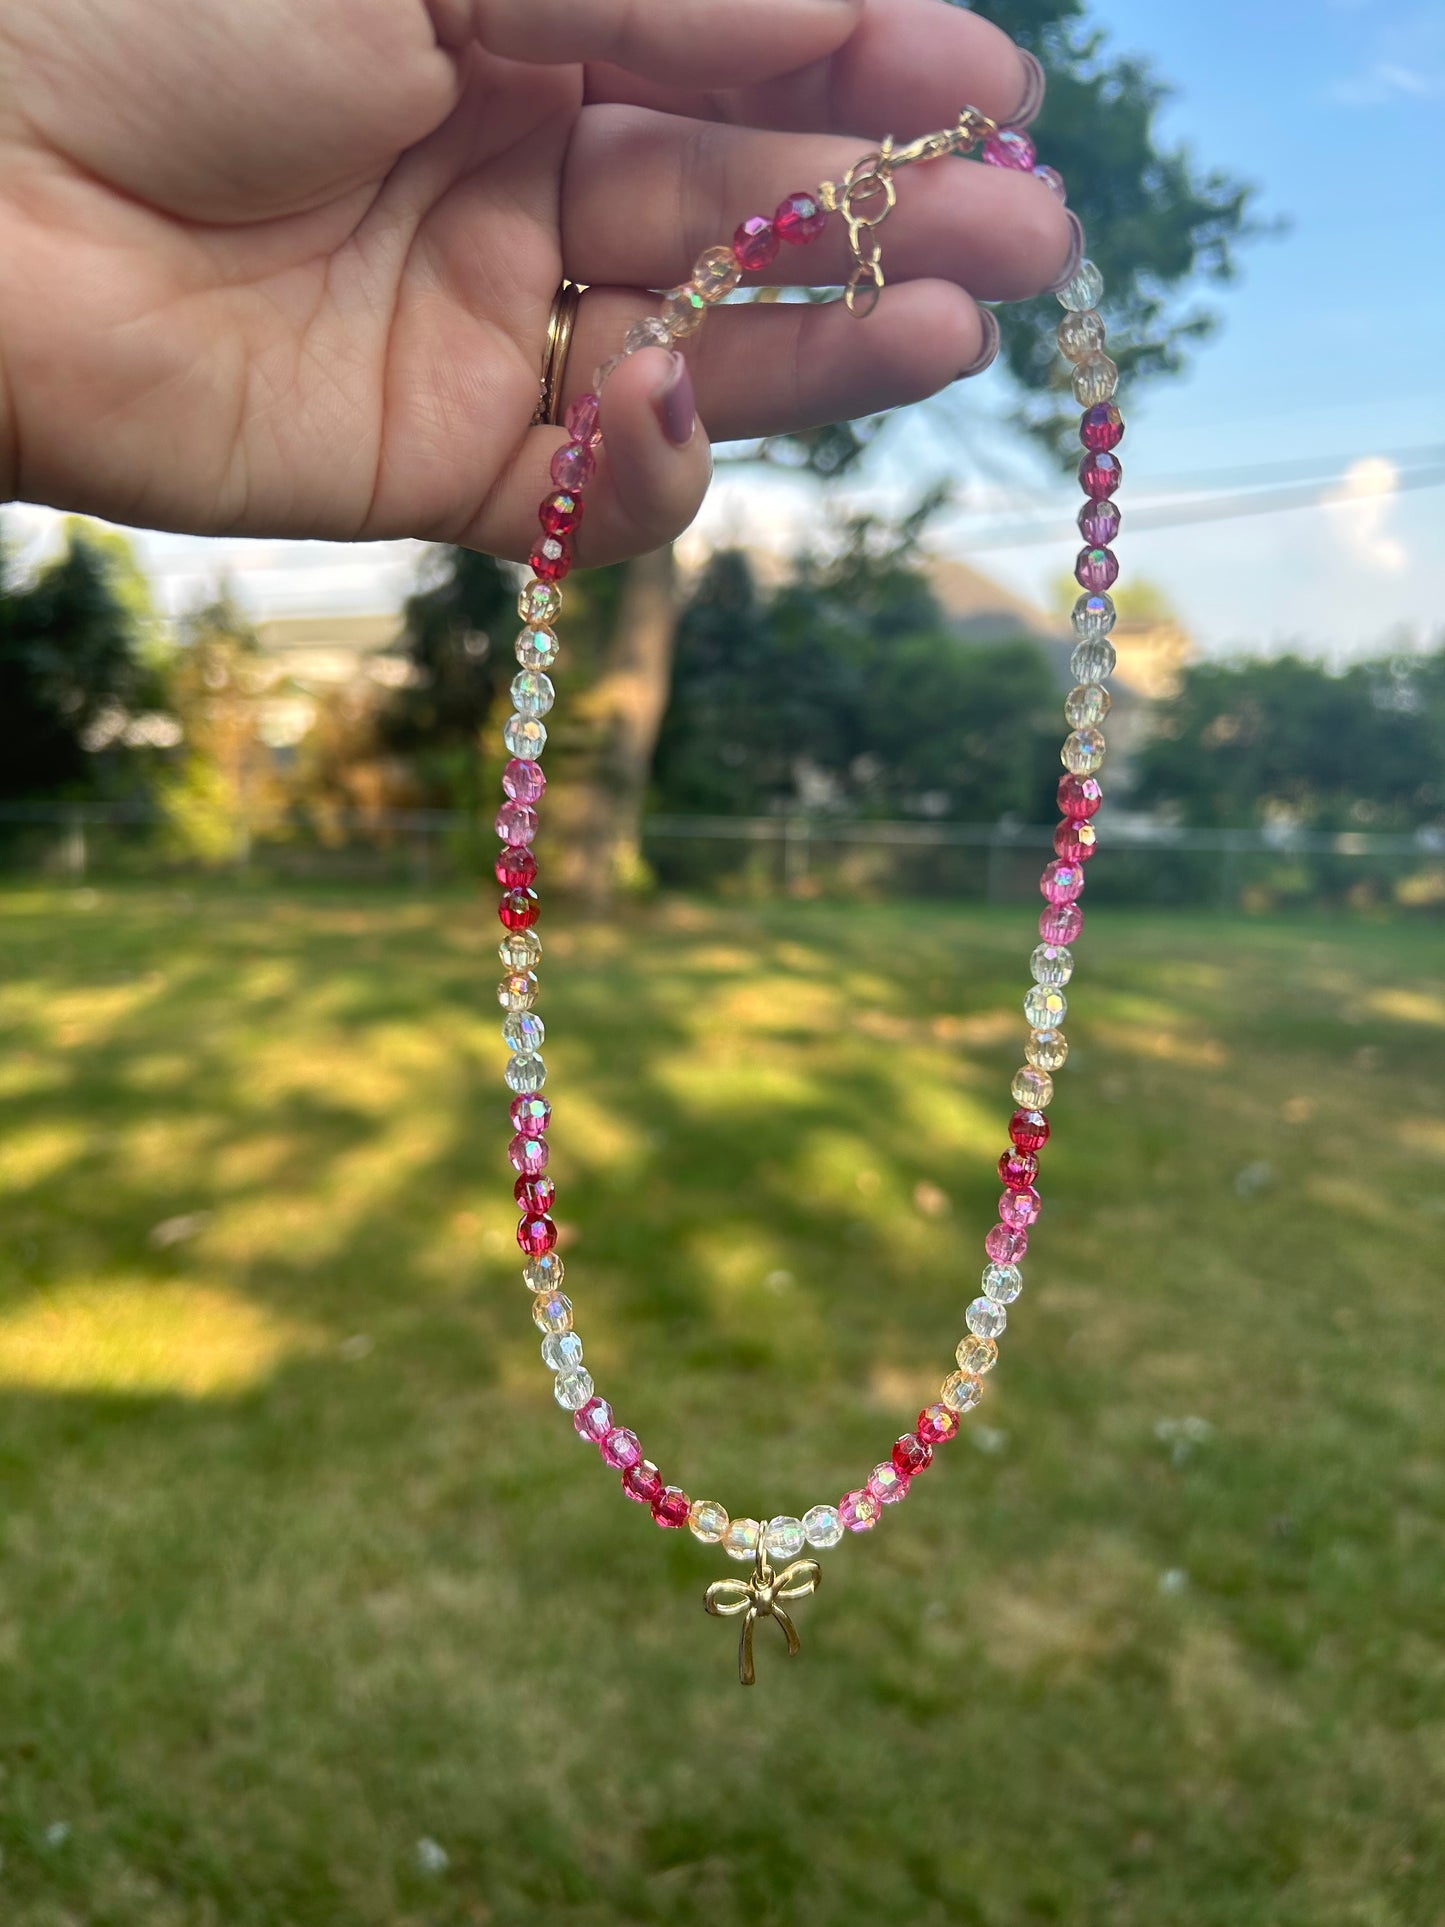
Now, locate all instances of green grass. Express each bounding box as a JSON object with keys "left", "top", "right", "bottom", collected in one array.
[{"left": 0, "top": 882, "right": 1441, "bottom": 1927}]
